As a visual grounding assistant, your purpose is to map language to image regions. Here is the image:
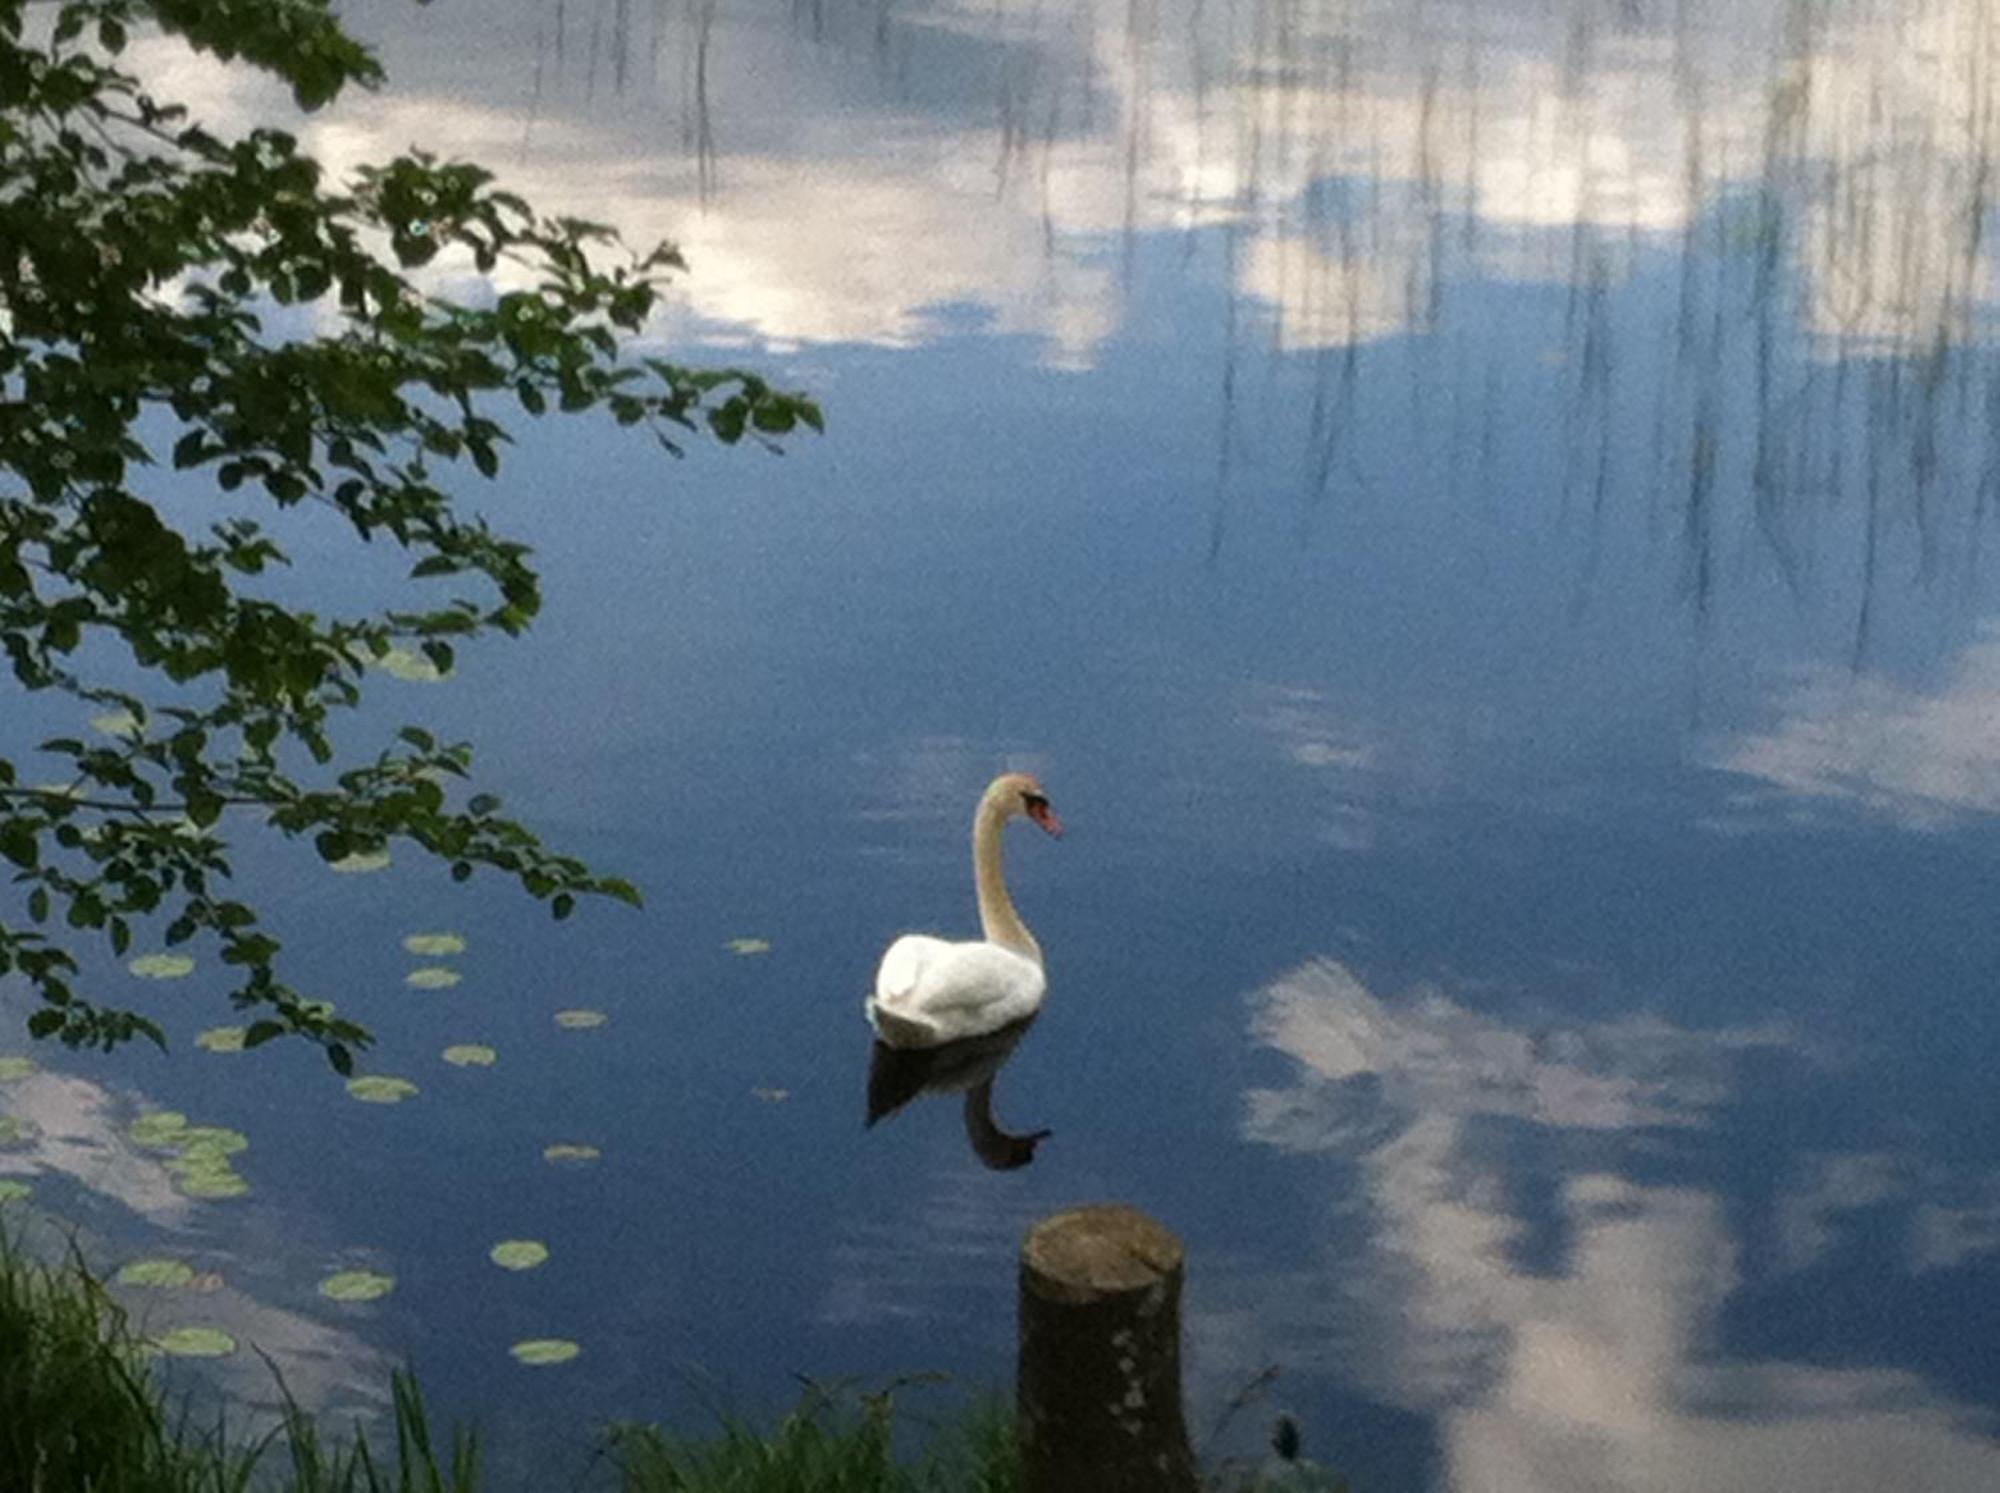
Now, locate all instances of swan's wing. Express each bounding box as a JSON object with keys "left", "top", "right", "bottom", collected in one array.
[
  {"left": 909, "top": 943, "right": 1044, "bottom": 1017},
  {"left": 873, "top": 934, "right": 956, "bottom": 1003}
]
